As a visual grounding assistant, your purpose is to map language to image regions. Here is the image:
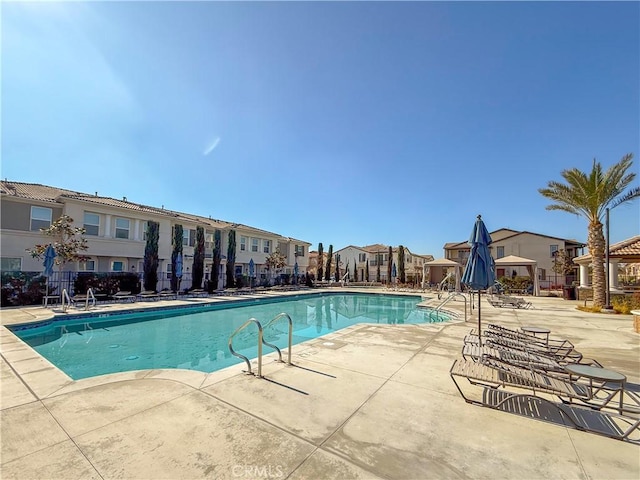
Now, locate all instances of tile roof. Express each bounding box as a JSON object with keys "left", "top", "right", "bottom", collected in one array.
[
  {"left": 574, "top": 235, "right": 640, "bottom": 262},
  {"left": 0, "top": 181, "right": 302, "bottom": 240},
  {"left": 0, "top": 181, "right": 80, "bottom": 203}
]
